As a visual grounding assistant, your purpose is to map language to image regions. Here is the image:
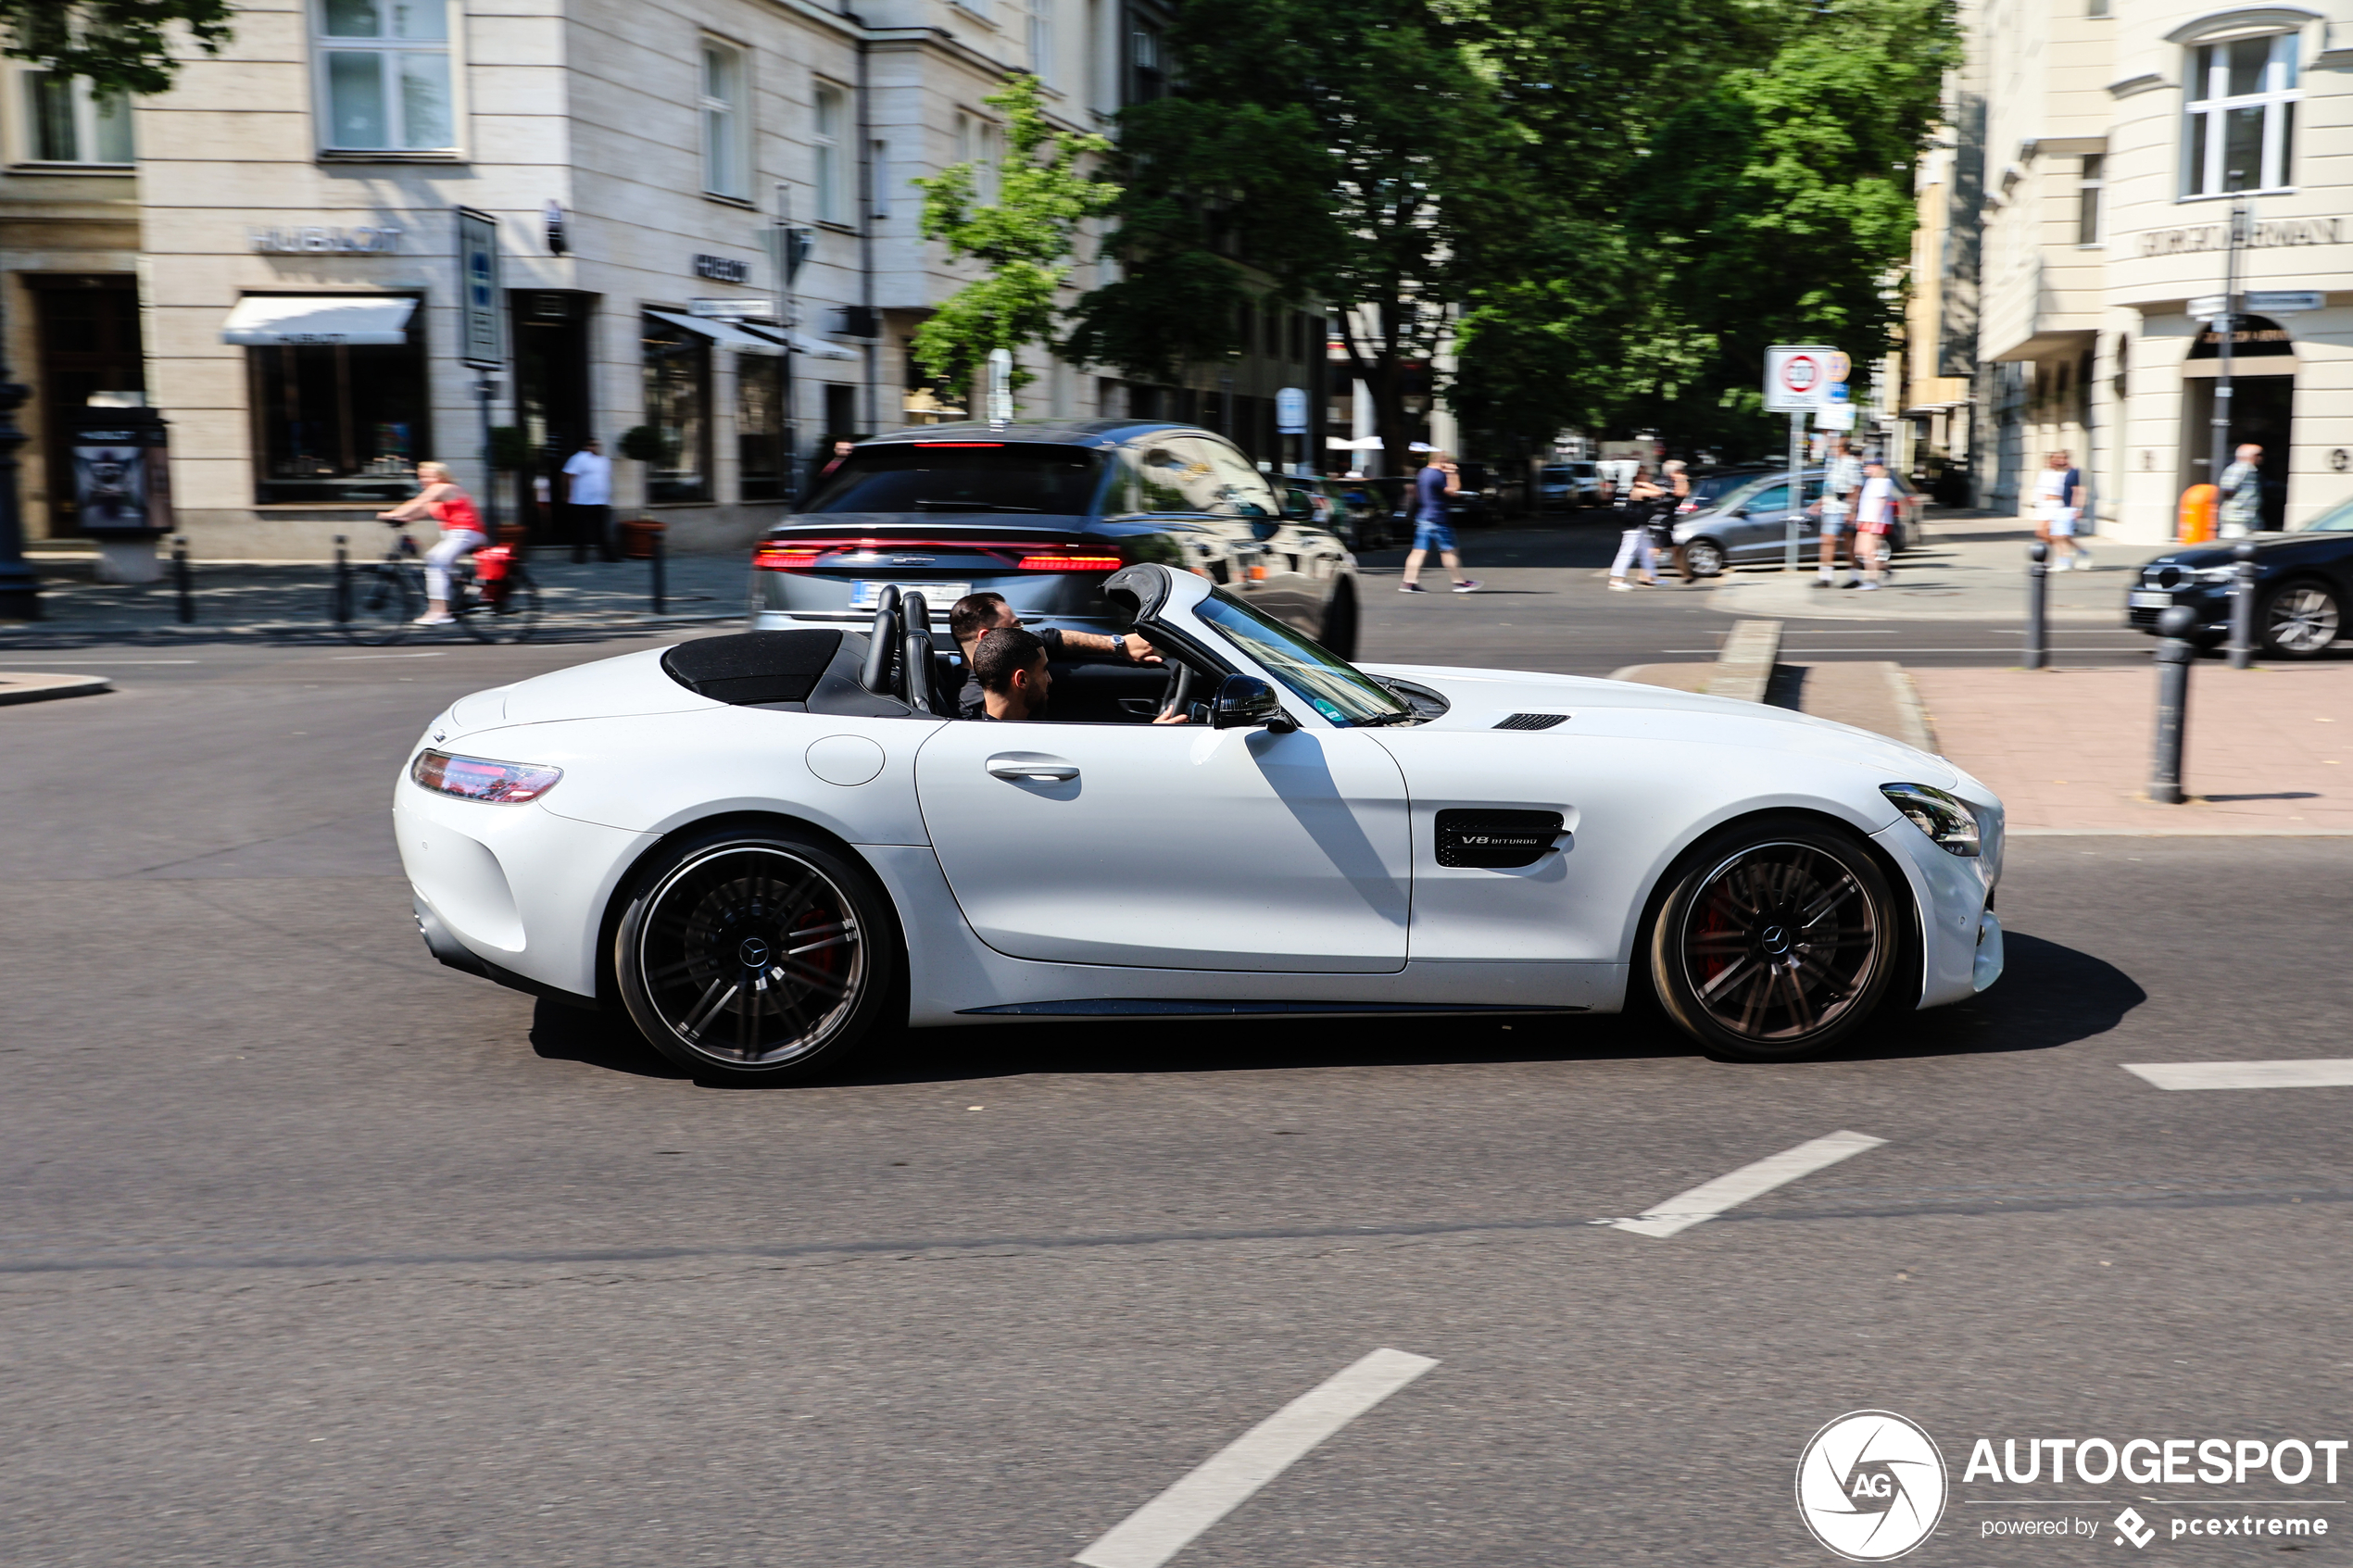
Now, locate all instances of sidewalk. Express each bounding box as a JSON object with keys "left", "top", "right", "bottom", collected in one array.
[
  {"left": 0, "top": 547, "right": 754, "bottom": 647},
  {"left": 1912, "top": 662, "right": 2353, "bottom": 833},
  {"left": 1705, "top": 509, "right": 2150, "bottom": 624}
]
